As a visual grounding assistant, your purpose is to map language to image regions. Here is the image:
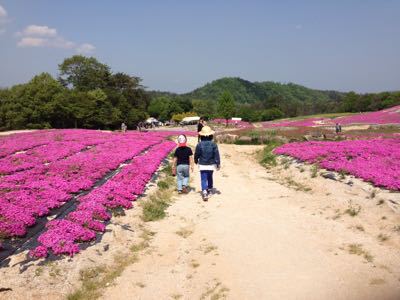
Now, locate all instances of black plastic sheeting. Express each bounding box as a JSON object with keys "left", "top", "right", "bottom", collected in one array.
[{"left": 0, "top": 143, "right": 166, "bottom": 267}]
